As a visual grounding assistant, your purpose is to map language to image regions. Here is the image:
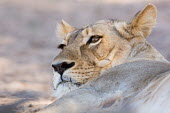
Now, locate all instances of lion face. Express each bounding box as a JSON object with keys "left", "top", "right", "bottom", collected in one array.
[{"left": 52, "top": 4, "right": 157, "bottom": 98}]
